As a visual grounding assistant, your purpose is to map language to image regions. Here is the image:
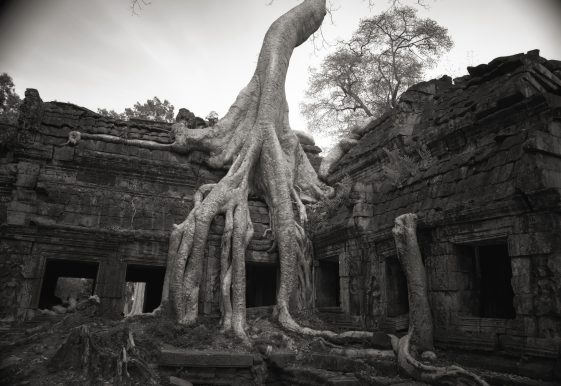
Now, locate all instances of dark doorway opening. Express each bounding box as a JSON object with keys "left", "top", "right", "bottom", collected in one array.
[
  {"left": 477, "top": 244, "right": 516, "bottom": 318},
  {"left": 124, "top": 264, "right": 166, "bottom": 314},
  {"left": 245, "top": 263, "right": 277, "bottom": 307},
  {"left": 458, "top": 243, "right": 515, "bottom": 319},
  {"left": 316, "top": 259, "right": 340, "bottom": 308},
  {"left": 39, "top": 259, "right": 98, "bottom": 309},
  {"left": 386, "top": 256, "right": 409, "bottom": 317}
]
